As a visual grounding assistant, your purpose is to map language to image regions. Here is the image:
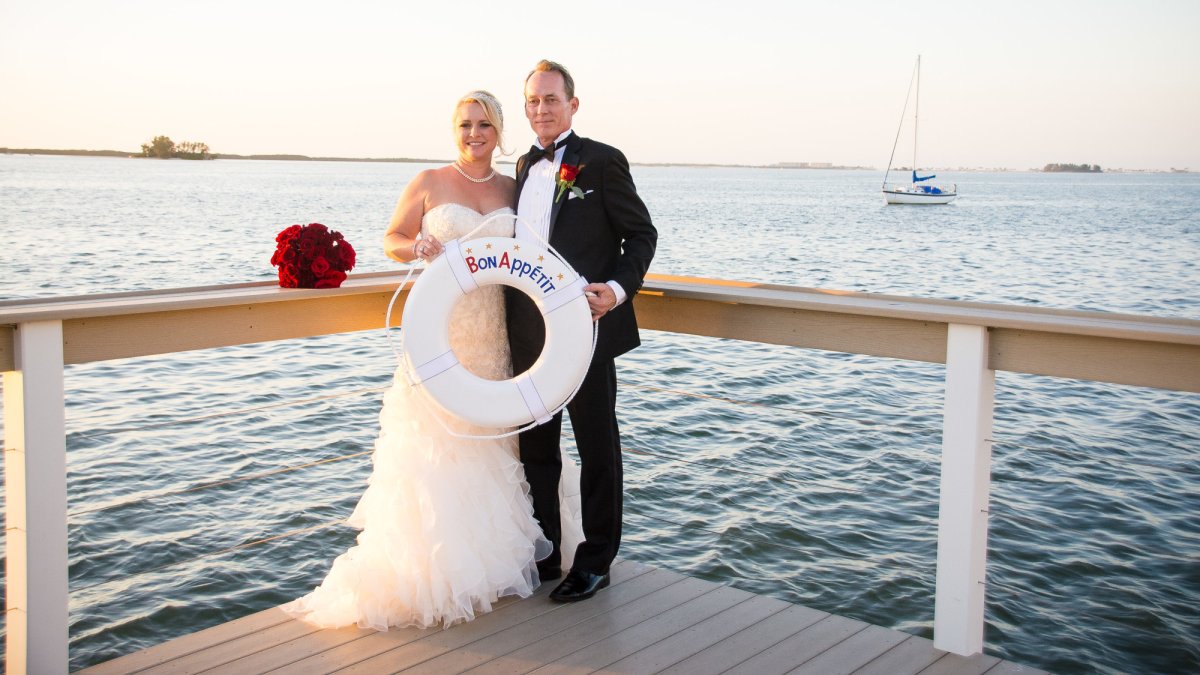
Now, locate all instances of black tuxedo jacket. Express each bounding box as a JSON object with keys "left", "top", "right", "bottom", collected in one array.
[{"left": 509, "top": 132, "right": 657, "bottom": 362}]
